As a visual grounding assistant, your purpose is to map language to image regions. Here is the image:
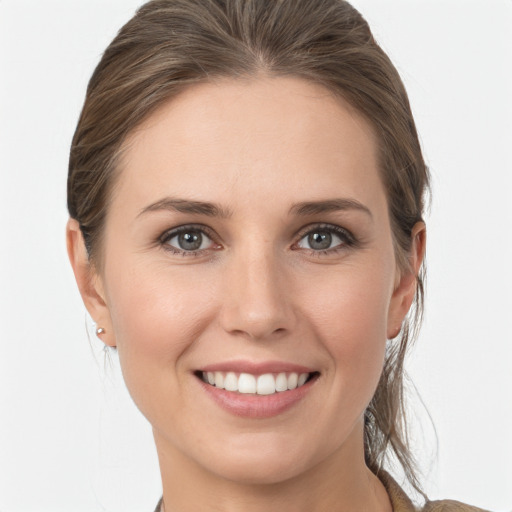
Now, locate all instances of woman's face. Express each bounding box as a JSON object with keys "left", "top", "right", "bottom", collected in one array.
[{"left": 76, "top": 76, "right": 418, "bottom": 484}]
